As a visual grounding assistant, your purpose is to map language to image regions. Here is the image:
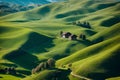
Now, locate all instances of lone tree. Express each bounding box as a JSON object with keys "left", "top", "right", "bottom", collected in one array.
[
  {"left": 60, "top": 31, "right": 63, "bottom": 37},
  {"left": 47, "top": 58, "right": 56, "bottom": 68},
  {"left": 31, "top": 68, "right": 36, "bottom": 74},
  {"left": 86, "top": 21, "right": 91, "bottom": 28},
  {"left": 79, "top": 34, "right": 83, "bottom": 38},
  {"left": 79, "top": 34, "right": 86, "bottom": 40},
  {"left": 43, "top": 61, "right": 49, "bottom": 69},
  {"left": 68, "top": 63, "right": 72, "bottom": 68},
  {"left": 82, "top": 34, "right": 86, "bottom": 40}
]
